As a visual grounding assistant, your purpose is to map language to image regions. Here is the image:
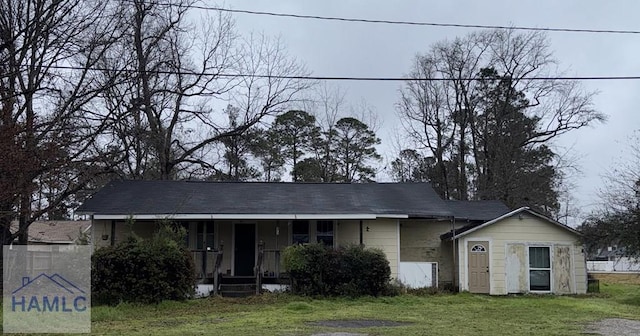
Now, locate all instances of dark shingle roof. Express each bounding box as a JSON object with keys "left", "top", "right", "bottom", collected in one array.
[
  {"left": 77, "top": 180, "right": 453, "bottom": 218},
  {"left": 445, "top": 200, "right": 510, "bottom": 221}
]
